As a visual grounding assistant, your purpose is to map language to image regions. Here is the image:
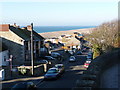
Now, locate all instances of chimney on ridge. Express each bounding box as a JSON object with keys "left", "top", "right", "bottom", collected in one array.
[
  {"left": 27, "top": 25, "right": 32, "bottom": 31},
  {"left": 0, "top": 24, "right": 10, "bottom": 31}
]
